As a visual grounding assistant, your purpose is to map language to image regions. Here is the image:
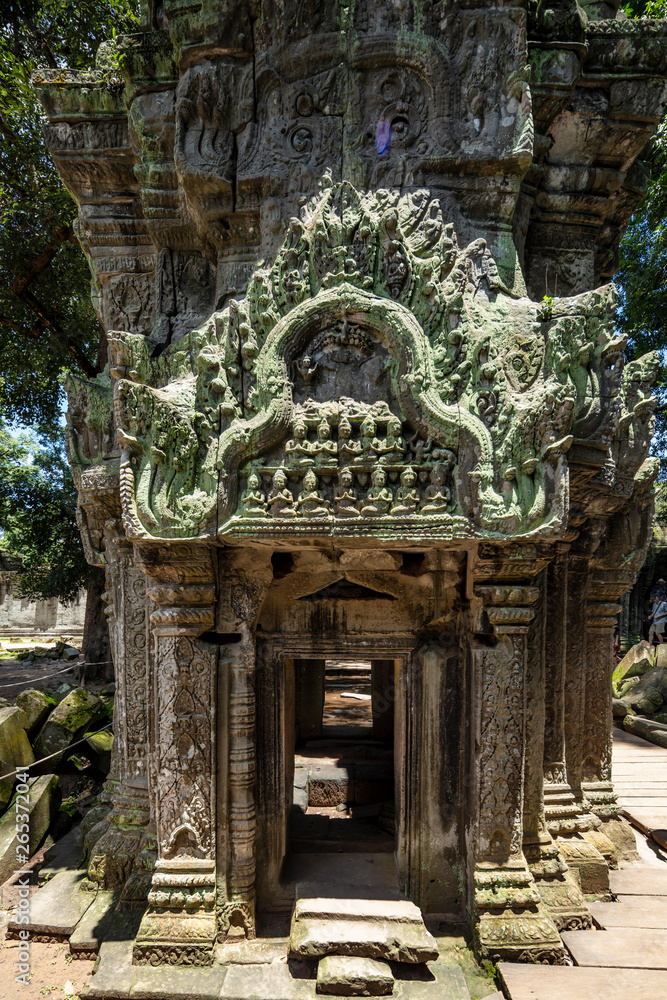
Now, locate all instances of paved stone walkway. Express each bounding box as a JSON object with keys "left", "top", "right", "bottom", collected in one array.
[{"left": 499, "top": 727, "right": 667, "bottom": 1000}]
